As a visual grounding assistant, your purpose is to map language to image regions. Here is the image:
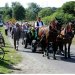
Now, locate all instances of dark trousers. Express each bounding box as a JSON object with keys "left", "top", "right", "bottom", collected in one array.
[
  {"left": 14, "top": 38, "right": 19, "bottom": 49},
  {"left": 10, "top": 27, "right": 12, "bottom": 32},
  {"left": 5, "top": 29, "right": 8, "bottom": 36}
]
